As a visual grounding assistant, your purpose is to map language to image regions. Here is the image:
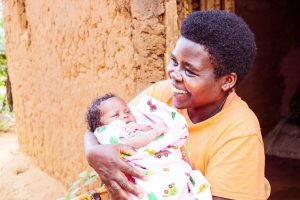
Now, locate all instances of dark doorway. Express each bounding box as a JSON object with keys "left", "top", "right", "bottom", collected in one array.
[{"left": 236, "top": 0, "right": 300, "bottom": 199}]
